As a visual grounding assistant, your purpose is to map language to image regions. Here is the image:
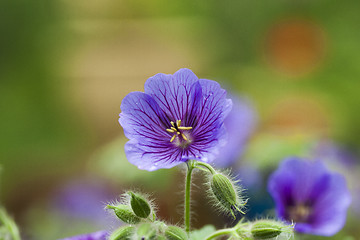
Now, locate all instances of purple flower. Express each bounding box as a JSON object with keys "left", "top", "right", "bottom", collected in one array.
[
  {"left": 213, "top": 95, "right": 256, "bottom": 167},
  {"left": 59, "top": 230, "right": 108, "bottom": 240},
  {"left": 268, "top": 157, "right": 351, "bottom": 236},
  {"left": 119, "top": 68, "right": 232, "bottom": 171}
]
